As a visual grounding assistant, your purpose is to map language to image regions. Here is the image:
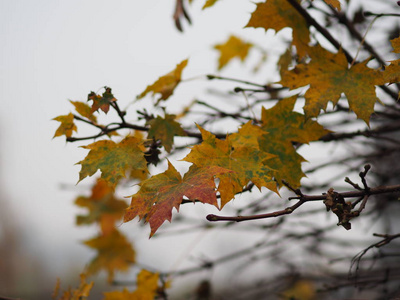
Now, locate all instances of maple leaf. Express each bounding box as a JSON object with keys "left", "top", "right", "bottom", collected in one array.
[
  {"left": 246, "top": 0, "right": 310, "bottom": 57},
  {"left": 84, "top": 230, "right": 135, "bottom": 282},
  {"left": 69, "top": 100, "right": 97, "bottom": 123},
  {"left": 280, "top": 44, "right": 384, "bottom": 124},
  {"left": 138, "top": 59, "right": 188, "bottom": 103},
  {"left": 52, "top": 273, "right": 94, "bottom": 300},
  {"left": 146, "top": 114, "right": 186, "bottom": 153},
  {"left": 87, "top": 87, "right": 117, "bottom": 114},
  {"left": 125, "top": 162, "right": 231, "bottom": 236},
  {"left": 103, "top": 270, "right": 160, "bottom": 300},
  {"left": 391, "top": 36, "right": 400, "bottom": 53},
  {"left": 258, "top": 96, "right": 329, "bottom": 187},
  {"left": 203, "top": 0, "right": 219, "bottom": 9},
  {"left": 183, "top": 123, "right": 277, "bottom": 207},
  {"left": 53, "top": 113, "right": 77, "bottom": 138},
  {"left": 77, "top": 136, "right": 147, "bottom": 188},
  {"left": 382, "top": 36, "right": 400, "bottom": 85},
  {"left": 214, "top": 35, "right": 253, "bottom": 70},
  {"left": 75, "top": 178, "right": 128, "bottom": 235},
  {"left": 312, "top": 0, "right": 341, "bottom": 10}
]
